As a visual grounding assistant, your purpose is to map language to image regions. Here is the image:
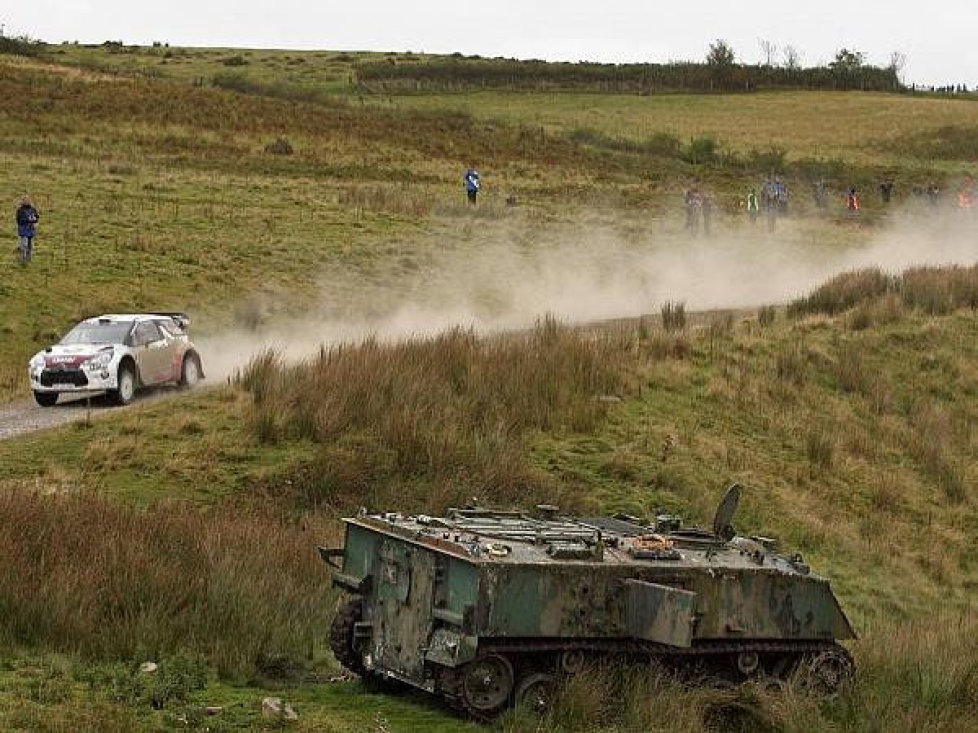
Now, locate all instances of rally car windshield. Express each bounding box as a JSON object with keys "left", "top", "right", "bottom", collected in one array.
[{"left": 60, "top": 321, "right": 133, "bottom": 345}]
